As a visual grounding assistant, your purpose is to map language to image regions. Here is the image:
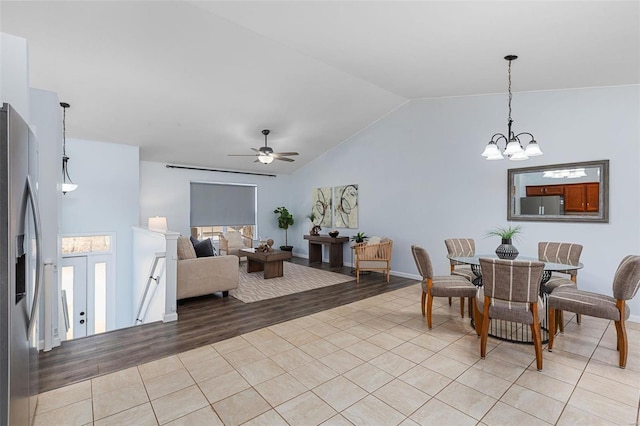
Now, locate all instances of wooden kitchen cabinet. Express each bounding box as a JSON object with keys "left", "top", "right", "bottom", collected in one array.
[
  {"left": 585, "top": 183, "right": 600, "bottom": 212},
  {"left": 564, "top": 183, "right": 600, "bottom": 212},
  {"left": 525, "top": 184, "right": 565, "bottom": 196}
]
